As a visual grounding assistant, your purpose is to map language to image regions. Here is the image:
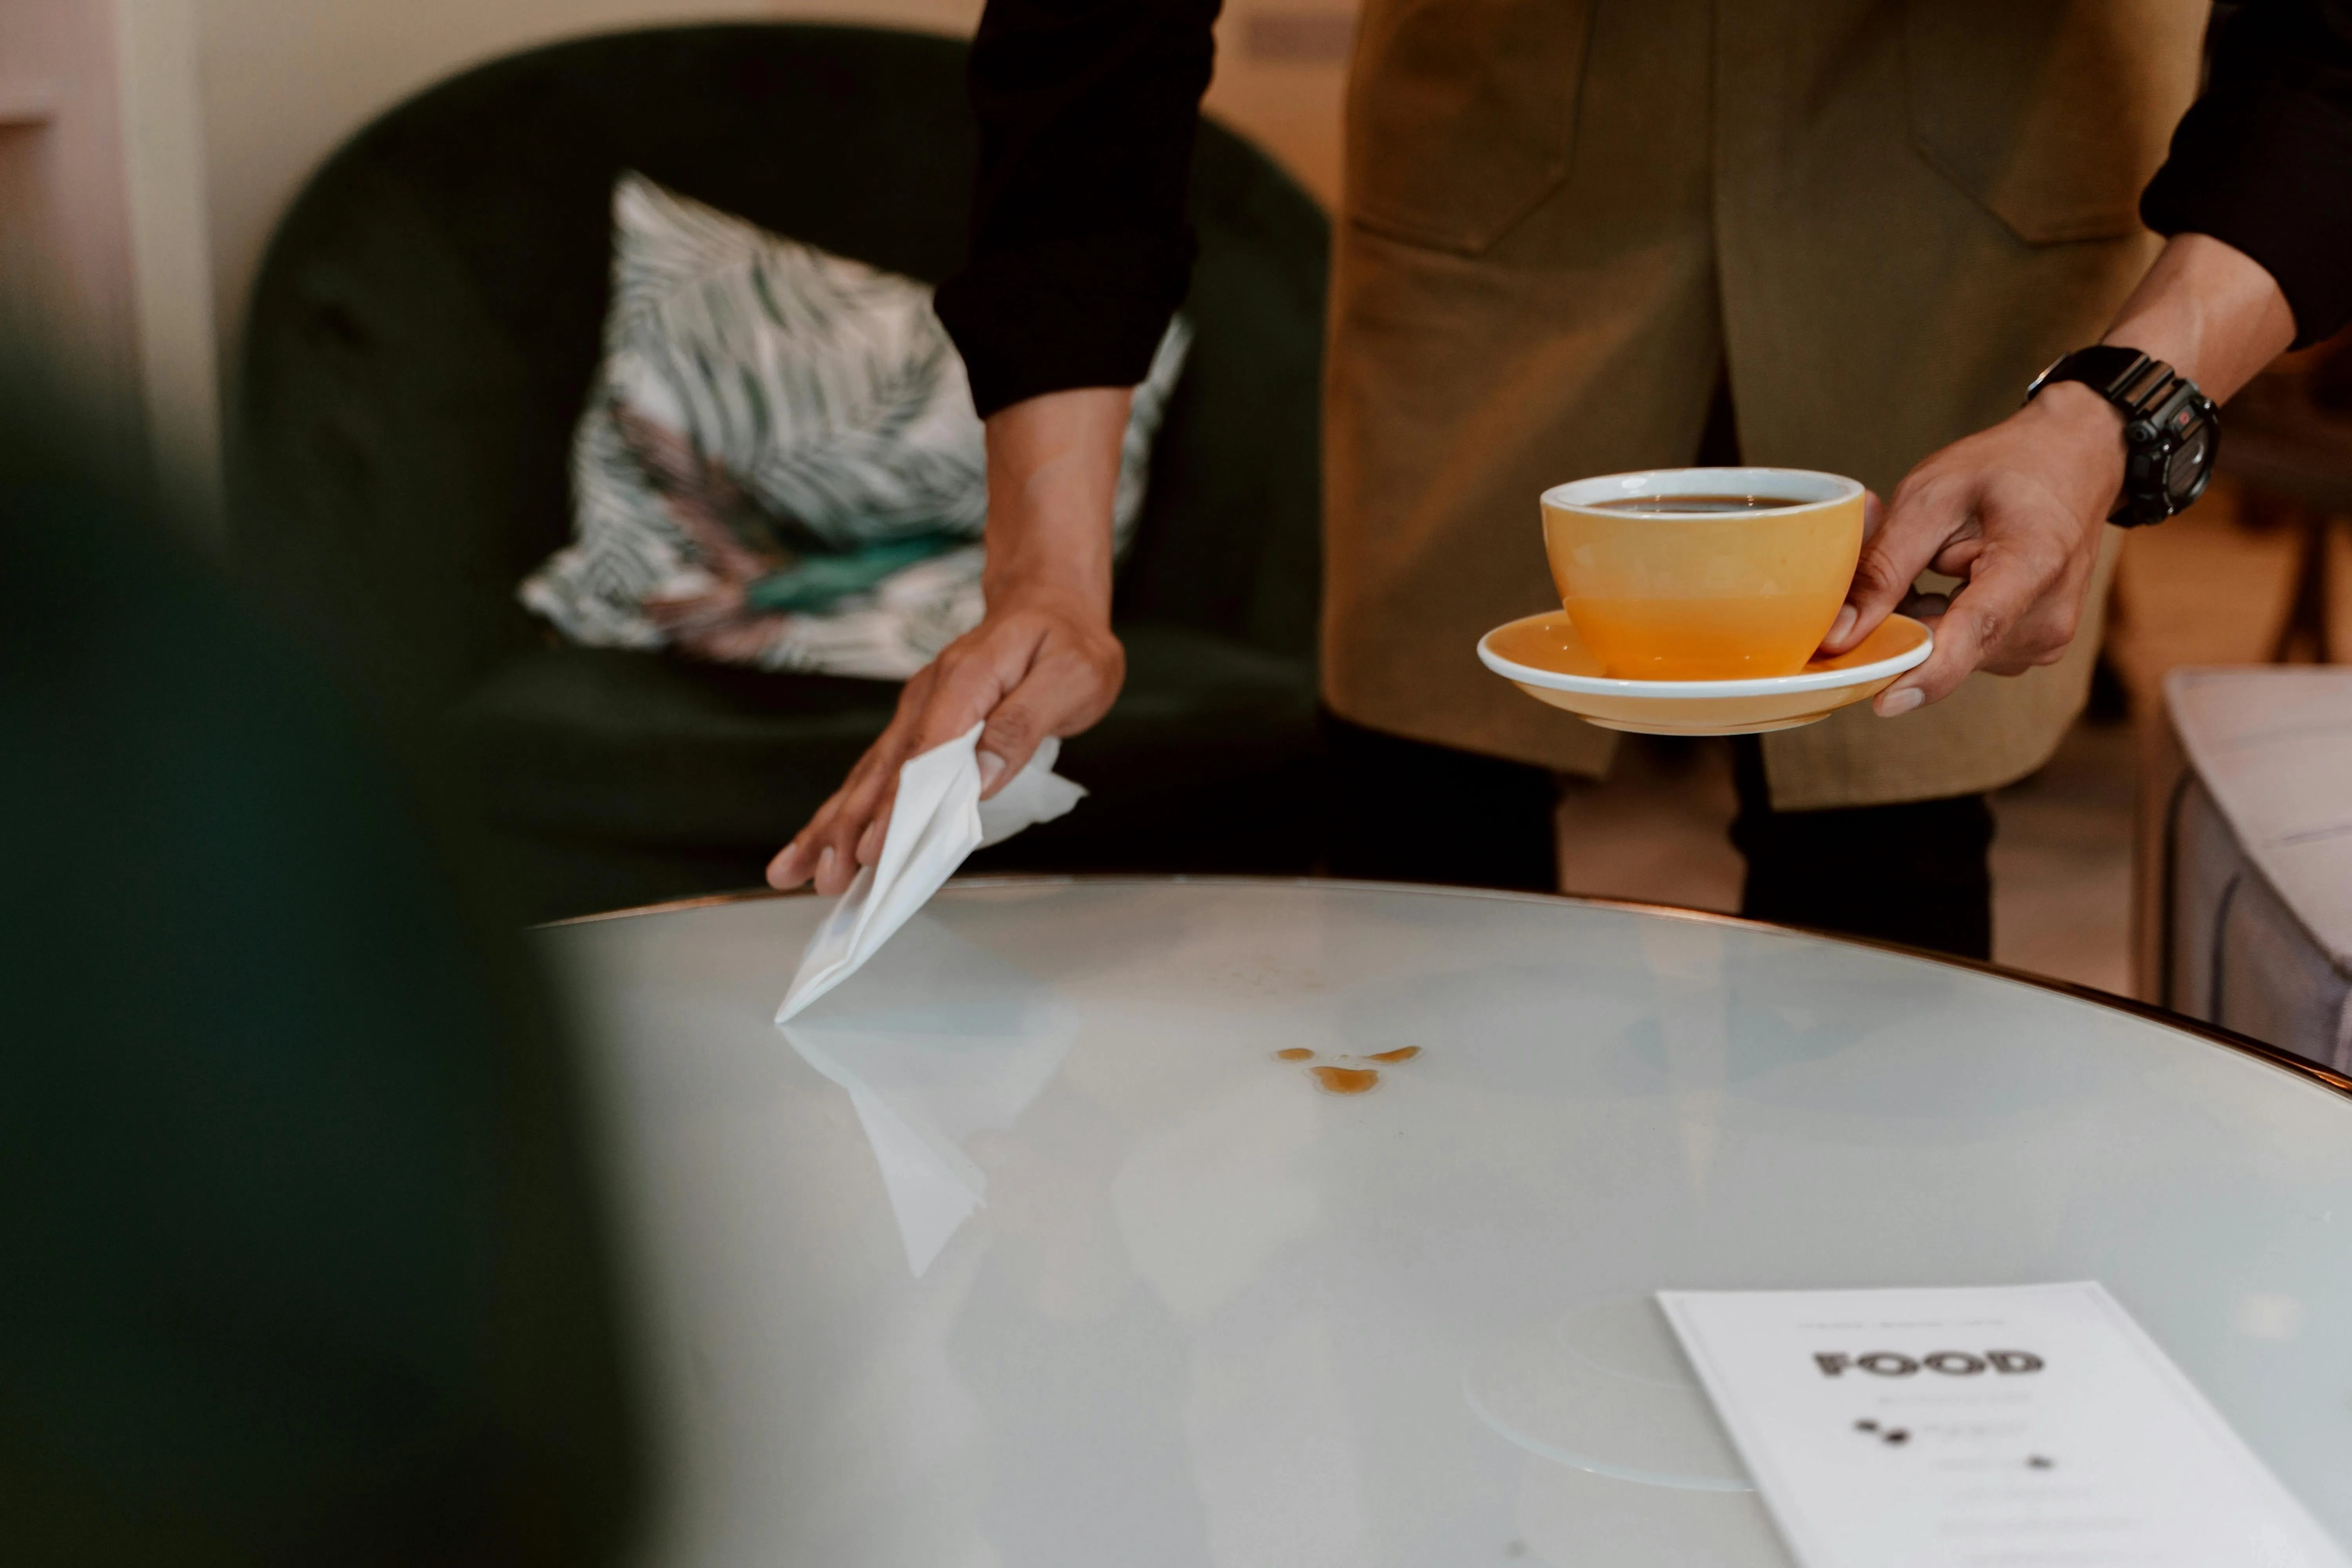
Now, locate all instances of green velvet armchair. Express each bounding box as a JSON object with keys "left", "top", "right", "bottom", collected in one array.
[{"left": 233, "top": 23, "right": 1327, "bottom": 921}]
